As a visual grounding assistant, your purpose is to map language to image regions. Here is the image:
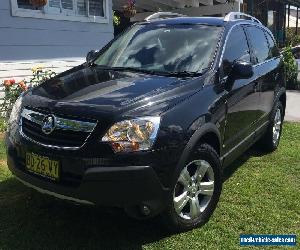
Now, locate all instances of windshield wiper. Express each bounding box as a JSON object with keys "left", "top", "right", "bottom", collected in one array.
[
  {"left": 164, "top": 71, "right": 204, "bottom": 77},
  {"left": 110, "top": 67, "right": 160, "bottom": 75},
  {"left": 117, "top": 68, "right": 203, "bottom": 77},
  {"left": 93, "top": 65, "right": 206, "bottom": 77},
  {"left": 93, "top": 65, "right": 161, "bottom": 75}
]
